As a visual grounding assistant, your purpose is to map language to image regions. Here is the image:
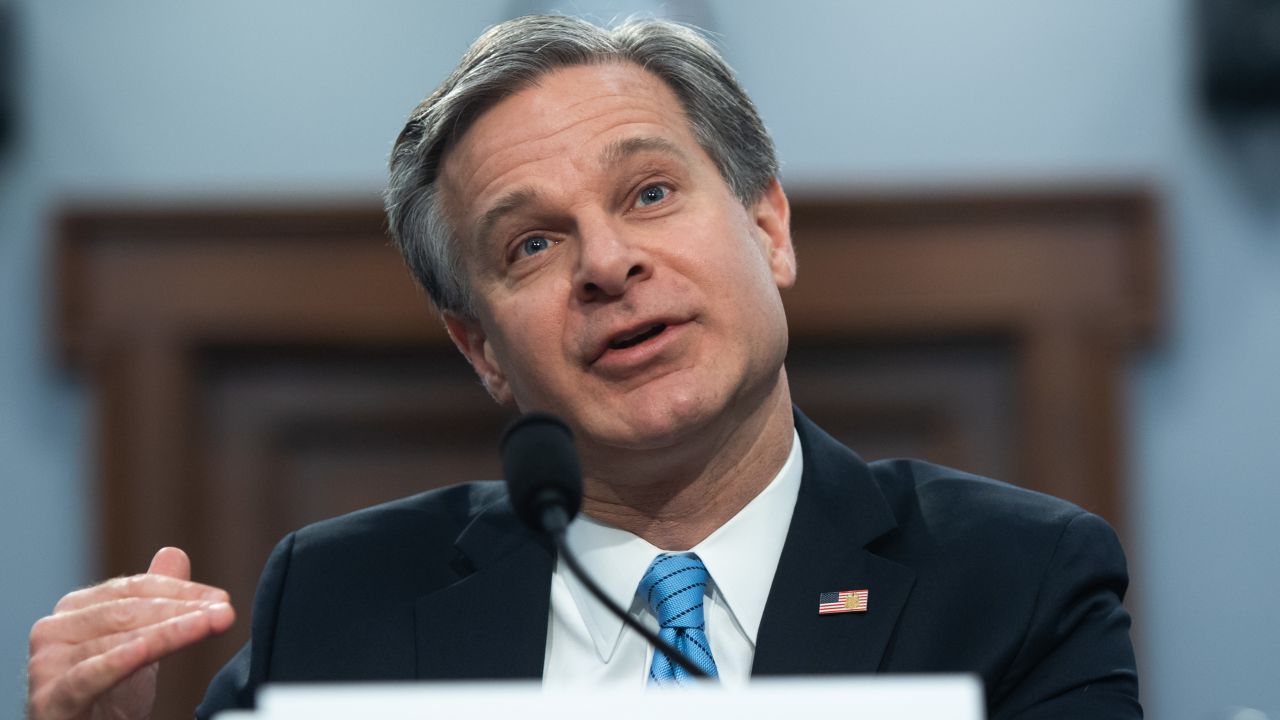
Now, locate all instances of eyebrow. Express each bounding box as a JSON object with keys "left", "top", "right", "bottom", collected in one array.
[
  {"left": 472, "top": 136, "right": 691, "bottom": 244},
  {"left": 598, "top": 136, "right": 691, "bottom": 167},
  {"left": 475, "top": 187, "right": 541, "bottom": 246}
]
